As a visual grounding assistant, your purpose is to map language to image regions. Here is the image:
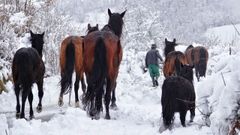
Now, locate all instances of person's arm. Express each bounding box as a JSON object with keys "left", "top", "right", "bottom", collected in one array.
[{"left": 156, "top": 50, "right": 163, "bottom": 62}]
